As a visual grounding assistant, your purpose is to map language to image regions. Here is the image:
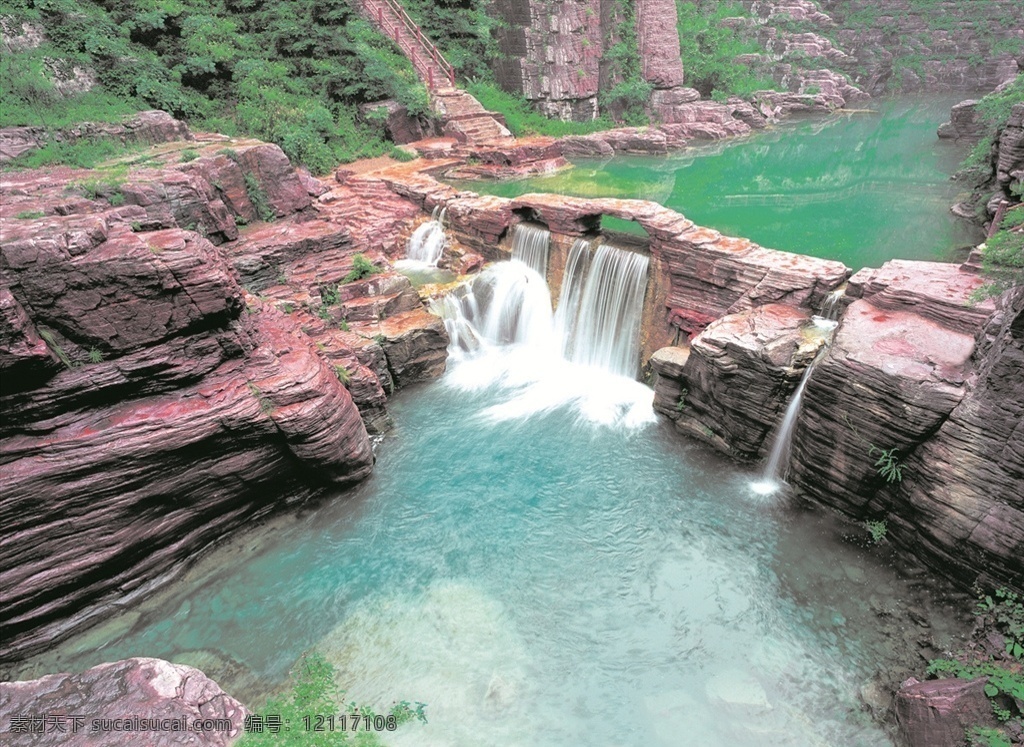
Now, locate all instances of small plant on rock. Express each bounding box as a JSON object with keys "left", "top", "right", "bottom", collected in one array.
[
  {"left": 864, "top": 519, "right": 887, "bottom": 544},
  {"left": 88, "top": 347, "right": 104, "bottom": 364},
  {"left": 334, "top": 364, "right": 351, "bottom": 386},
  {"left": 869, "top": 445, "right": 903, "bottom": 483},
  {"left": 343, "top": 254, "right": 381, "bottom": 283},
  {"left": 180, "top": 149, "right": 200, "bottom": 162},
  {"left": 15, "top": 210, "right": 45, "bottom": 219}
]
